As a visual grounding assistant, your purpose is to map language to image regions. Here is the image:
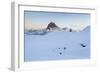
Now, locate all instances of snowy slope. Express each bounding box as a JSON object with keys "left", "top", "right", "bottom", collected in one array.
[{"left": 24, "top": 26, "right": 90, "bottom": 62}]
